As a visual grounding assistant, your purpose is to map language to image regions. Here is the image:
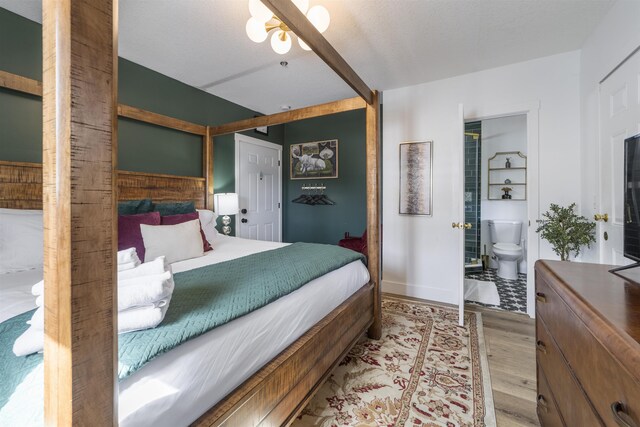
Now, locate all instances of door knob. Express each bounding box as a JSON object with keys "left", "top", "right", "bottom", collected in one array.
[
  {"left": 241, "top": 208, "right": 247, "bottom": 214},
  {"left": 241, "top": 218, "right": 248, "bottom": 223},
  {"left": 464, "top": 223, "right": 472, "bottom": 229},
  {"left": 594, "top": 213, "right": 609, "bottom": 222}
]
